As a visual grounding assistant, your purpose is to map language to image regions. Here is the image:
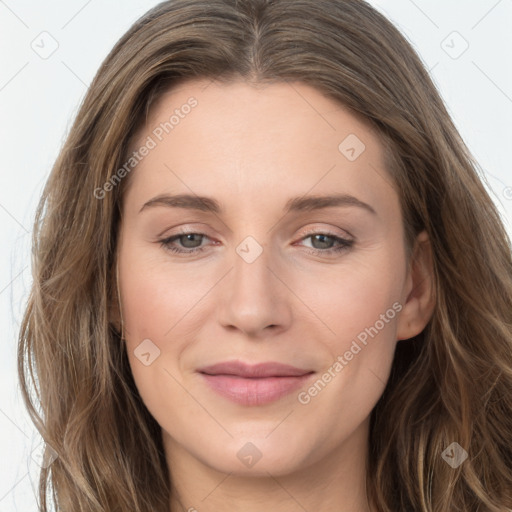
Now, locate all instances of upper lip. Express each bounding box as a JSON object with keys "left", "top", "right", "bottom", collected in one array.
[{"left": 197, "top": 360, "right": 314, "bottom": 378}]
